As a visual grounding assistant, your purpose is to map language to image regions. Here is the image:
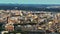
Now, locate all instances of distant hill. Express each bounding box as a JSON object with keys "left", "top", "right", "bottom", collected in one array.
[{"left": 0, "top": 4, "right": 60, "bottom": 12}]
